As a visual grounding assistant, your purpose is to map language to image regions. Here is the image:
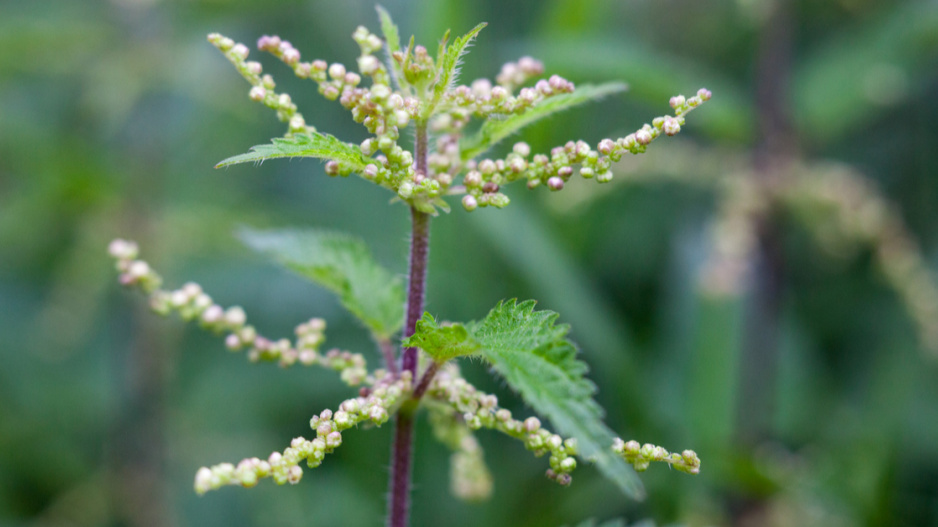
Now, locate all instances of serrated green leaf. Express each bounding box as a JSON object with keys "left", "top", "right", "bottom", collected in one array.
[
  {"left": 375, "top": 6, "right": 403, "bottom": 89},
  {"left": 460, "top": 82, "right": 627, "bottom": 160},
  {"left": 376, "top": 5, "right": 400, "bottom": 57},
  {"left": 421, "top": 22, "right": 486, "bottom": 120},
  {"left": 402, "top": 313, "right": 480, "bottom": 361},
  {"left": 239, "top": 227, "right": 404, "bottom": 339},
  {"left": 215, "top": 132, "right": 371, "bottom": 172},
  {"left": 451, "top": 299, "right": 643, "bottom": 498}
]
